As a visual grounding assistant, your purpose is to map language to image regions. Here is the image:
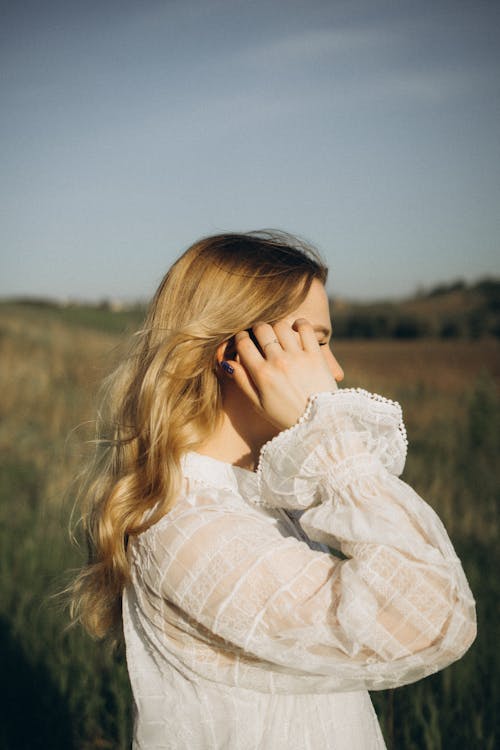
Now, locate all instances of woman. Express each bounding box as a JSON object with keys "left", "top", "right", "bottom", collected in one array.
[{"left": 70, "top": 230, "right": 477, "bottom": 749}]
